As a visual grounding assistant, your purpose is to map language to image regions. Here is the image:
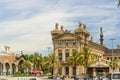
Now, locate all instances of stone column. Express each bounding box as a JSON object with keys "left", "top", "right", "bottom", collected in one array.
[
  {"left": 62, "top": 66, "right": 65, "bottom": 76},
  {"left": 62, "top": 49, "right": 65, "bottom": 62},
  {"left": 69, "top": 66, "right": 72, "bottom": 78},
  {"left": 69, "top": 48, "right": 72, "bottom": 56},
  {"left": 2, "top": 64, "right": 6, "bottom": 75},
  {"left": 9, "top": 65, "right": 12, "bottom": 75},
  {"left": 76, "top": 66, "right": 79, "bottom": 75},
  {"left": 109, "top": 67, "right": 112, "bottom": 73},
  {"left": 55, "top": 48, "right": 58, "bottom": 56},
  {"left": 93, "top": 68, "right": 96, "bottom": 76},
  {"left": 16, "top": 65, "right": 18, "bottom": 72}
]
